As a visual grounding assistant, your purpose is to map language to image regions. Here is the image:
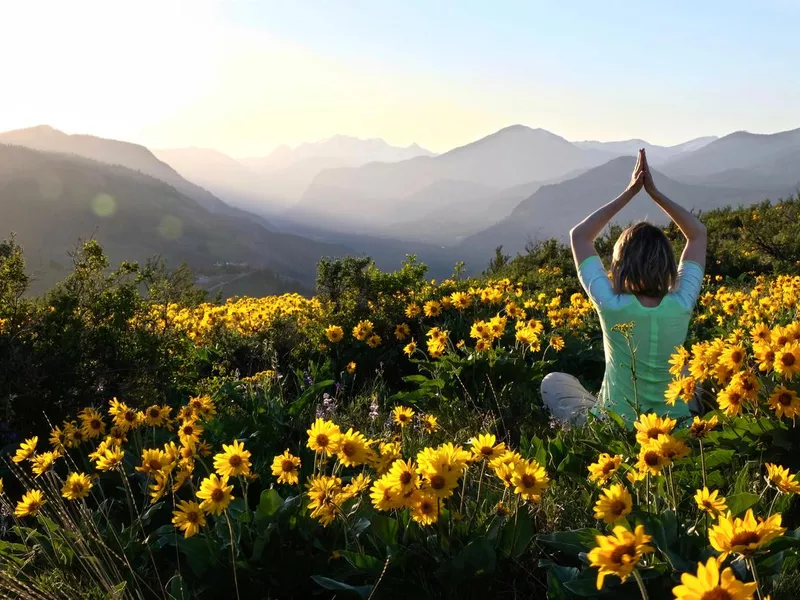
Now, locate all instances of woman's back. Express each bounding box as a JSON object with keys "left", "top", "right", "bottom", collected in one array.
[{"left": 578, "top": 255, "right": 704, "bottom": 421}]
